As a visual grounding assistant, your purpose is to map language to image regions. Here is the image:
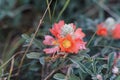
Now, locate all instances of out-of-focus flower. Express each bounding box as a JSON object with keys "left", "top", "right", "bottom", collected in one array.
[
  {"left": 112, "top": 24, "right": 120, "bottom": 39},
  {"left": 96, "top": 17, "right": 120, "bottom": 39},
  {"left": 112, "top": 66, "right": 119, "bottom": 74},
  {"left": 43, "top": 20, "right": 86, "bottom": 56},
  {"left": 96, "top": 74, "right": 103, "bottom": 80},
  {"left": 104, "top": 17, "right": 116, "bottom": 31},
  {"left": 96, "top": 23, "right": 108, "bottom": 36}
]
